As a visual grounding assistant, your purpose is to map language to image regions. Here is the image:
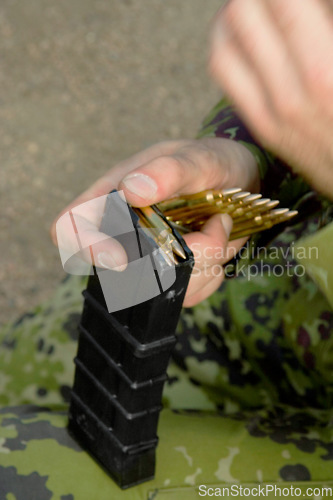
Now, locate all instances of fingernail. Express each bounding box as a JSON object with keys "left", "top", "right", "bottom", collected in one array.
[
  {"left": 221, "top": 214, "right": 233, "bottom": 239},
  {"left": 97, "top": 252, "right": 126, "bottom": 272},
  {"left": 122, "top": 173, "right": 157, "bottom": 200}
]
